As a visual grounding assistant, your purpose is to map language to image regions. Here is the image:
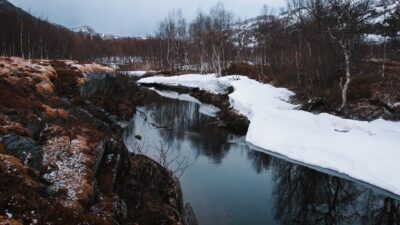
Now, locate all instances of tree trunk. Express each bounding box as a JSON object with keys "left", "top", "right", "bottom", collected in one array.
[
  {"left": 382, "top": 36, "right": 387, "bottom": 78},
  {"left": 213, "top": 44, "right": 222, "bottom": 76},
  {"left": 20, "top": 20, "right": 25, "bottom": 58},
  {"left": 339, "top": 48, "right": 351, "bottom": 112}
]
